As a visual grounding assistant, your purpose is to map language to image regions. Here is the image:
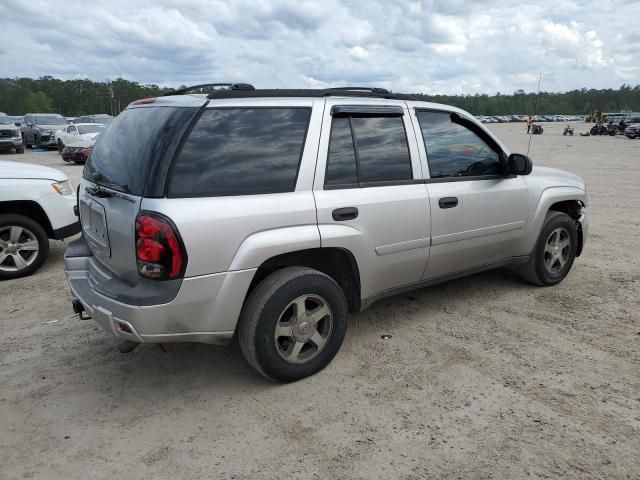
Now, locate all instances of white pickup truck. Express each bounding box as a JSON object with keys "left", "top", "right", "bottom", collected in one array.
[{"left": 0, "top": 161, "right": 80, "bottom": 279}]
